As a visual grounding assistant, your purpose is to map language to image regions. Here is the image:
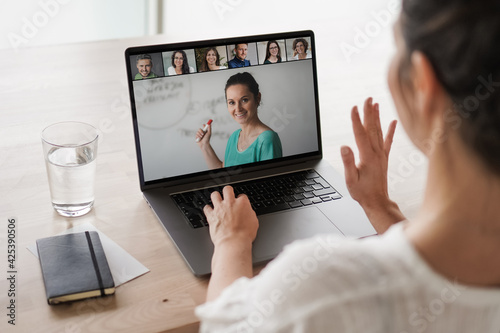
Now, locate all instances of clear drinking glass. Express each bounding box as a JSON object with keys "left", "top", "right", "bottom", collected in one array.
[{"left": 41, "top": 122, "right": 99, "bottom": 217}]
